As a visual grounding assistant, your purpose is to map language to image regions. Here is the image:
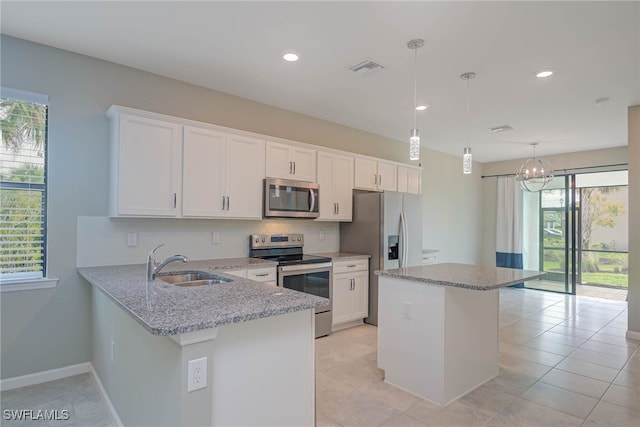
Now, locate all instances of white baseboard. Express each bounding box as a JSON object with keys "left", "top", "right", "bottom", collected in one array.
[
  {"left": 626, "top": 330, "right": 640, "bottom": 341},
  {"left": 0, "top": 362, "right": 122, "bottom": 427},
  {"left": 89, "top": 365, "right": 124, "bottom": 427},
  {"left": 0, "top": 362, "right": 91, "bottom": 391}
]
